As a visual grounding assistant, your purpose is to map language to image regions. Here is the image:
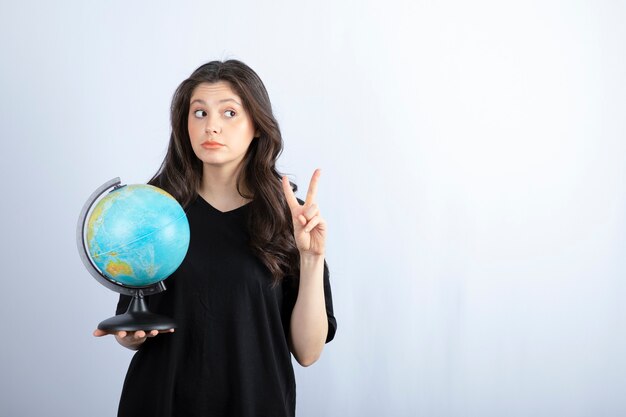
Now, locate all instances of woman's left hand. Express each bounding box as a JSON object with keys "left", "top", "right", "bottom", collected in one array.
[{"left": 282, "top": 169, "right": 326, "bottom": 257}]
